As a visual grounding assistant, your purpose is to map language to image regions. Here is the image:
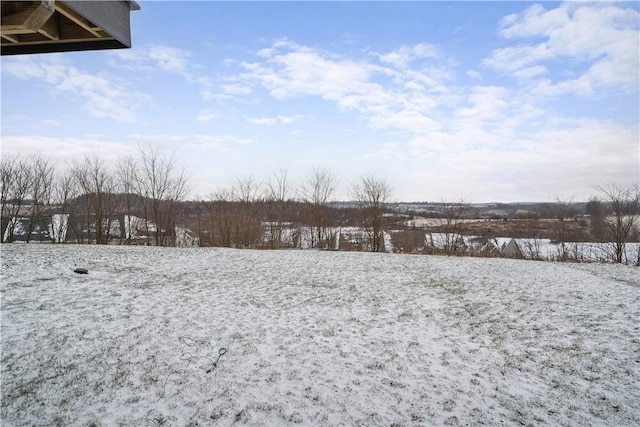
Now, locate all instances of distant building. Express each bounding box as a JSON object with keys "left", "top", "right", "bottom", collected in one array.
[{"left": 501, "top": 239, "right": 523, "bottom": 258}]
